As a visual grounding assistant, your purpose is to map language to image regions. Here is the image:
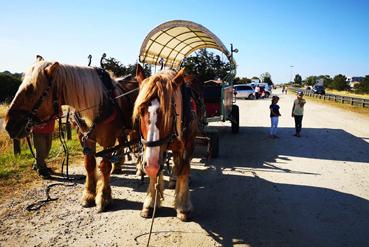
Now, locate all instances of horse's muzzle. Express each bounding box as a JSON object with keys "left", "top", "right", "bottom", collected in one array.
[
  {"left": 5, "top": 114, "right": 29, "bottom": 139},
  {"left": 143, "top": 159, "right": 160, "bottom": 178}
]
